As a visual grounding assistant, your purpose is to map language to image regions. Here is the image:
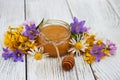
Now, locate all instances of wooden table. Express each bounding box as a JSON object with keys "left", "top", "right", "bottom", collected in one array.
[{"left": 0, "top": 0, "right": 120, "bottom": 80}]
